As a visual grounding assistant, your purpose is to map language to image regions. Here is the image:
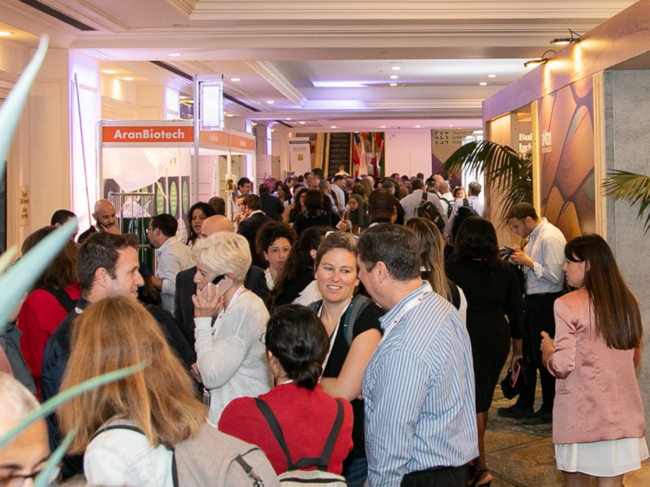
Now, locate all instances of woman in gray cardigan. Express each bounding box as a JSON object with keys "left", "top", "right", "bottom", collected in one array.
[{"left": 192, "top": 232, "right": 272, "bottom": 423}]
